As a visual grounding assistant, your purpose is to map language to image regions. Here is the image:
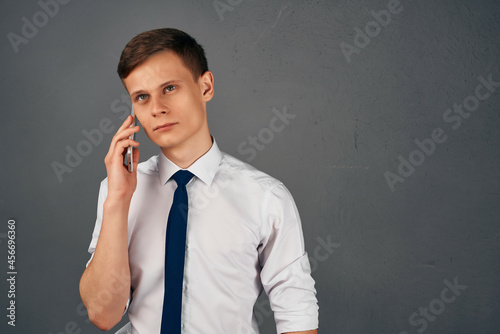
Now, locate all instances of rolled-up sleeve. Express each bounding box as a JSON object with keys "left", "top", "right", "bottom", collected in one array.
[
  {"left": 86, "top": 178, "right": 108, "bottom": 267},
  {"left": 258, "top": 182, "right": 319, "bottom": 333}
]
